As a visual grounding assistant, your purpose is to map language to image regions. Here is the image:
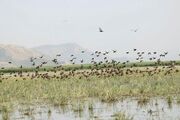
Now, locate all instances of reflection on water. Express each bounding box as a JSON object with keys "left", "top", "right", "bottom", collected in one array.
[{"left": 0, "top": 98, "right": 180, "bottom": 120}]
